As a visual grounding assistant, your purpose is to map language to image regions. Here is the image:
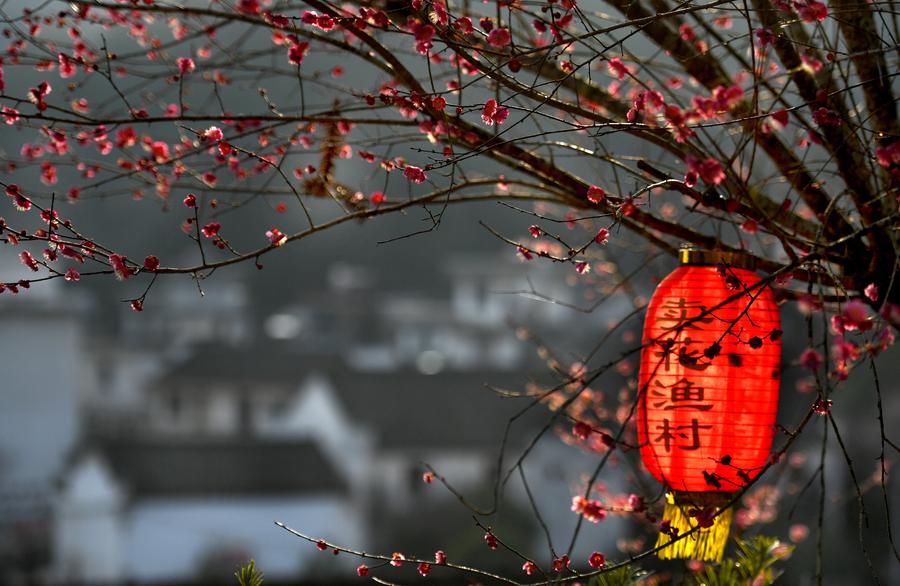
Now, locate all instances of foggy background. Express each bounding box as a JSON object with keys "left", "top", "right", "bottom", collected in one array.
[{"left": 0, "top": 1, "right": 898, "bottom": 584}]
